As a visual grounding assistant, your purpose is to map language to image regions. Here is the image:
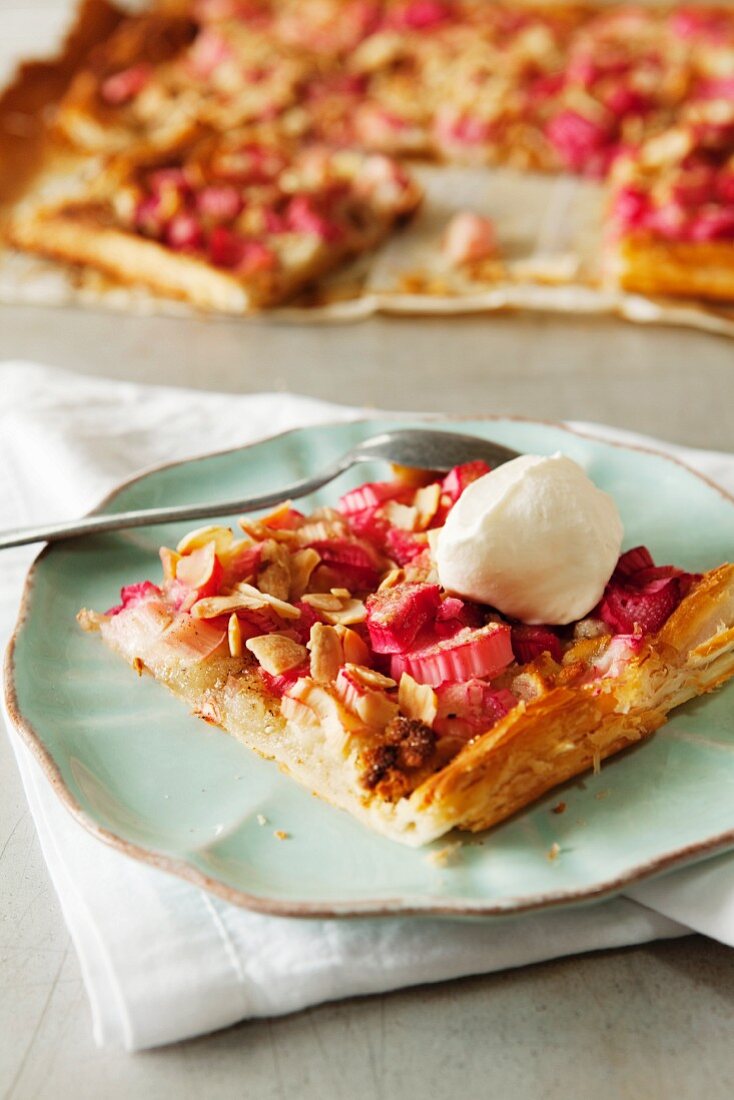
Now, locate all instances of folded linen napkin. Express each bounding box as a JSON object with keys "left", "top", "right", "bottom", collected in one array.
[{"left": 2, "top": 361, "right": 732, "bottom": 1051}]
